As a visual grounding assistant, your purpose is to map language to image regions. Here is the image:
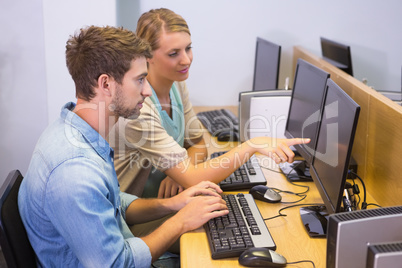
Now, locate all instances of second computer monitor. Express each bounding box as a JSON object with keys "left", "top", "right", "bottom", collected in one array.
[
  {"left": 310, "top": 79, "right": 360, "bottom": 215},
  {"left": 282, "top": 59, "right": 330, "bottom": 181},
  {"left": 285, "top": 59, "right": 330, "bottom": 164},
  {"left": 299, "top": 79, "right": 360, "bottom": 238},
  {"left": 252, "top": 37, "right": 281, "bottom": 91}
]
